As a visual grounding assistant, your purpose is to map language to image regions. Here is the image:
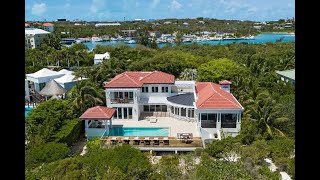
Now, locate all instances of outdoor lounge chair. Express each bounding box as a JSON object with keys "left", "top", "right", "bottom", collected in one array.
[
  {"left": 153, "top": 137, "right": 159, "bottom": 145},
  {"left": 163, "top": 137, "right": 169, "bottom": 145},
  {"left": 144, "top": 137, "right": 150, "bottom": 145},
  {"left": 111, "top": 137, "right": 118, "bottom": 145},
  {"left": 122, "top": 137, "right": 130, "bottom": 144},
  {"left": 133, "top": 137, "right": 140, "bottom": 145}
]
